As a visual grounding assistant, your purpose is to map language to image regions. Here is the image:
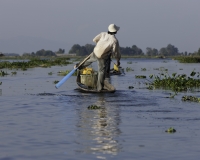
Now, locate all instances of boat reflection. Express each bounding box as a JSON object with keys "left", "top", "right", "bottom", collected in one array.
[{"left": 76, "top": 94, "right": 122, "bottom": 155}]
